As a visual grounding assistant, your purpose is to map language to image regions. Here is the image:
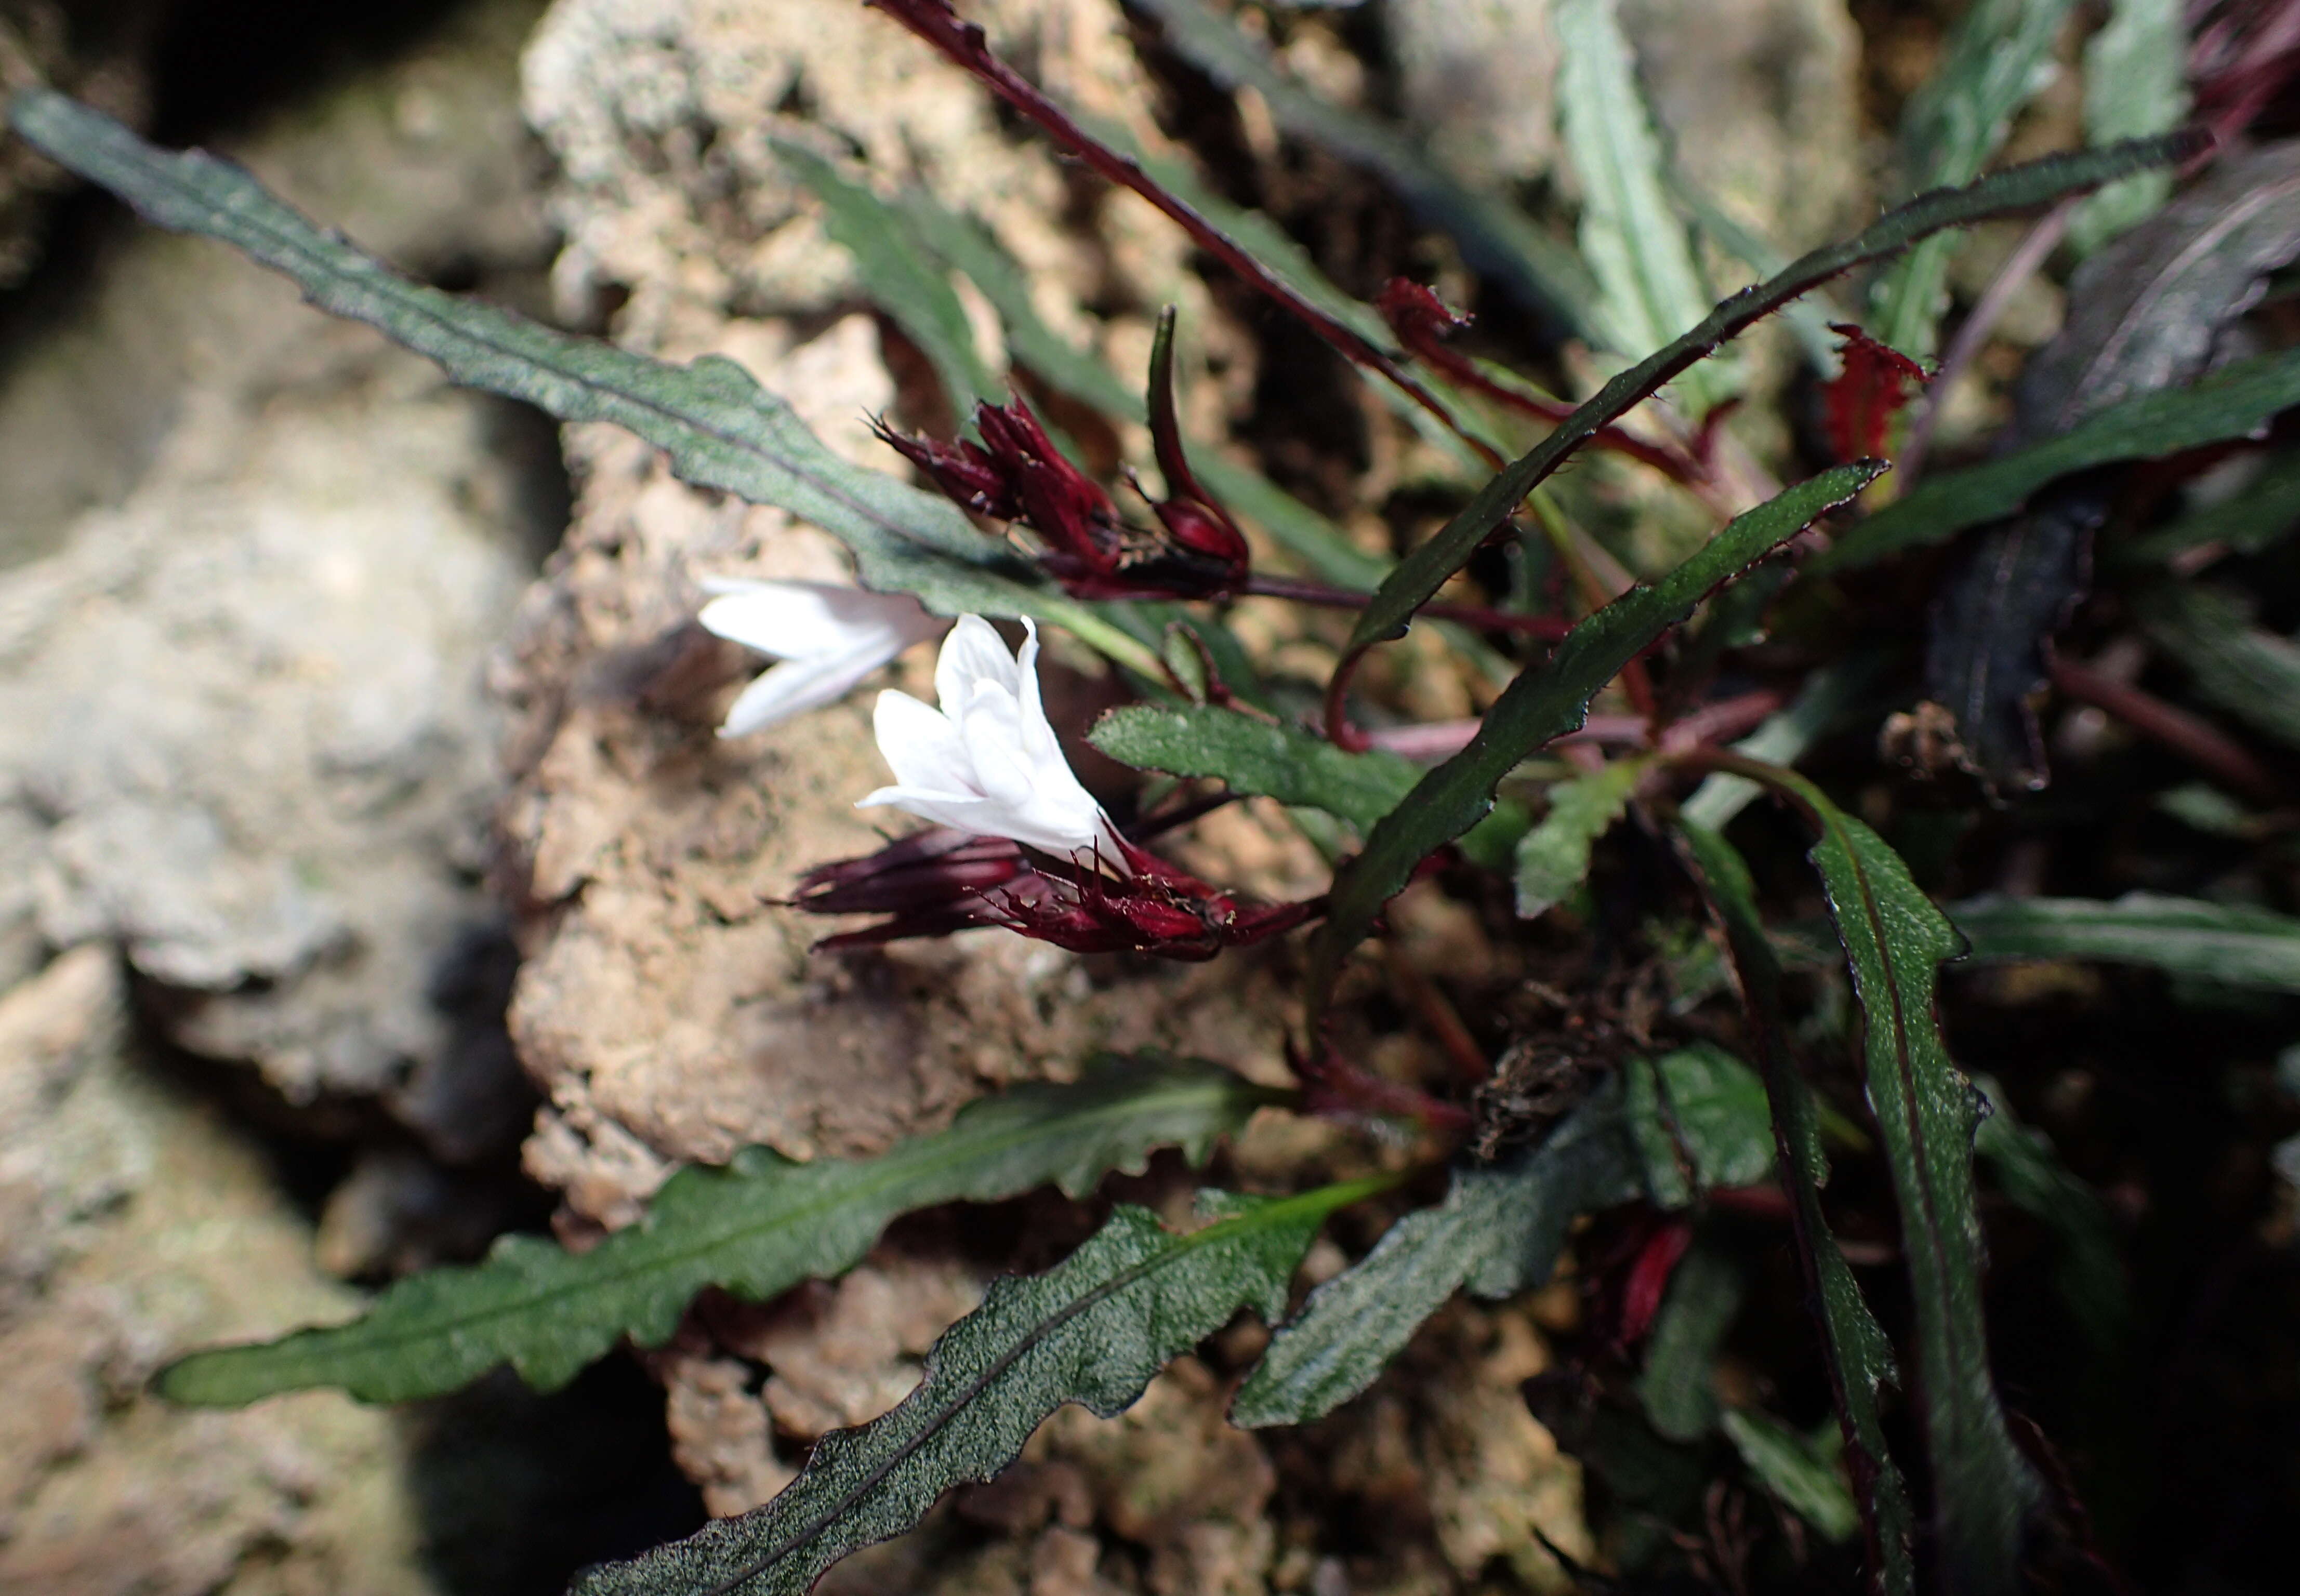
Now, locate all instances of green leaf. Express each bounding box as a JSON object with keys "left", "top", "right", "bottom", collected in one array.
[
  {"left": 2069, "top": 0, "right": 2190, "bottom": 256},
  {"left": 1515, "top": 756, "right": 1647, "bottom": 917},
  {"left": 775, "top": 140, "right": 996, "bottom": 411},
  {"left": 1341, "top": 137, "right": 2189, "bottom": 663},
  {"left": 890, "top": 193, "right": 1135, "bottom": 415},
  {"left": 1872, "top": 0, "right": 2079, "bottom": 357},
  {"left": 570, "top": 1179, "right": 1386, "bottom": 1596},
  {"left": 1554, "top": 0, "right": 1732, "bottom": 405},
  {"left": 5, "top": 88, "right": 1162, "bottom": 680},
  {"left": 1716, "top": 773, "right": 2043, "bottom": 1594},
  {"left": 1312, "top": 464, "right": 1884, "bottom": 1015},
  {"left": 1818, "top": 347, "right": 2300, "bottom": 572},
  {"left": 2135, "top": 581, "right": 2300, "bottom": 750},
  {"left": 1673, "top": 822, "right": 1914, "bottom": 1594},
  {"left": 1627, "top": 1042, "right": 1776, "bottom": 1208},
  {"left": 1948, "top": 893, "right": 2300, "bottom": 994},
  {"left": 1721, "top": 1409, "right": 1862, "bottom": 1544},
  {"left": 1637, "top": 1236, "right": 1745, "bottom": 1442},
  {"left": 1089, "top": 704, "right": 1419, "bottom": 832},
  {"left": 2154, "top": 781, "right": 2262, "bottom": 839},
  {"left": 158, "top": 1059, "right": 1279, "bottom": 1406},
  {"left": 2119, "top": 448, "right": 2300, "bottom": 565},
  {"left": 1127, "top": 0, "right": 1604, "bottom": 340},
  {"left": 1231, "top": 1086, "right": 1644, "bottom": 1428}
]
